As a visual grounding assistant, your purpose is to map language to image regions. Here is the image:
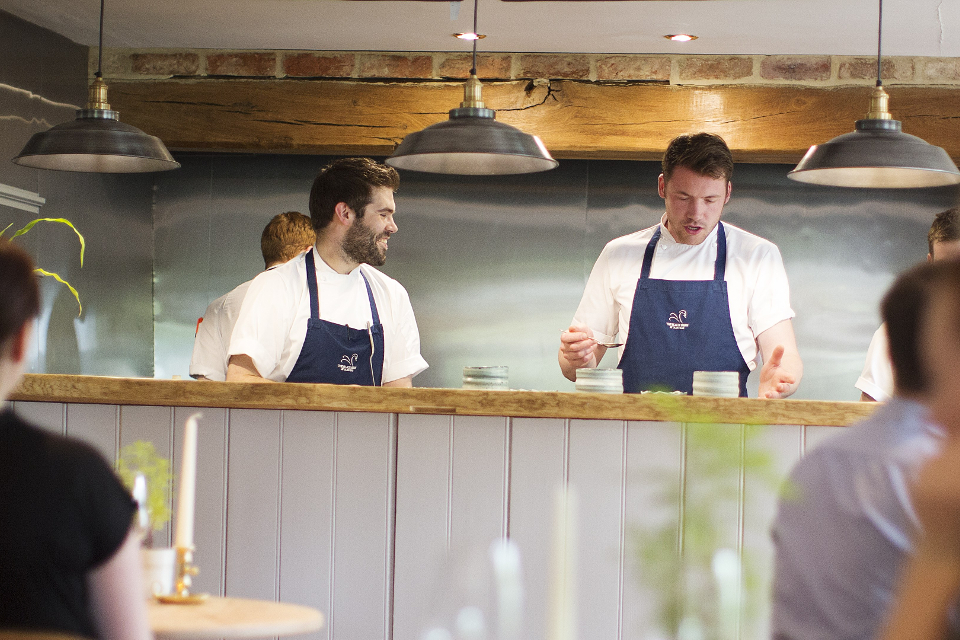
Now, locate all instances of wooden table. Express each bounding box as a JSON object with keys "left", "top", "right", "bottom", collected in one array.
[{"left": 149, "top": 596, "right": 324, "bottom": 639}]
